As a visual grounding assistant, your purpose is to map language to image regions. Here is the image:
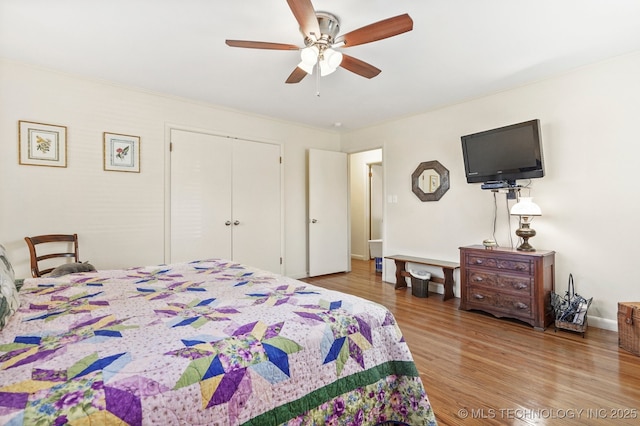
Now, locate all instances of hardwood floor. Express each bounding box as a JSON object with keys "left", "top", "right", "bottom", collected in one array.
[{"left": 301, "top": 260, "right": 640, "bottom": 425}]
